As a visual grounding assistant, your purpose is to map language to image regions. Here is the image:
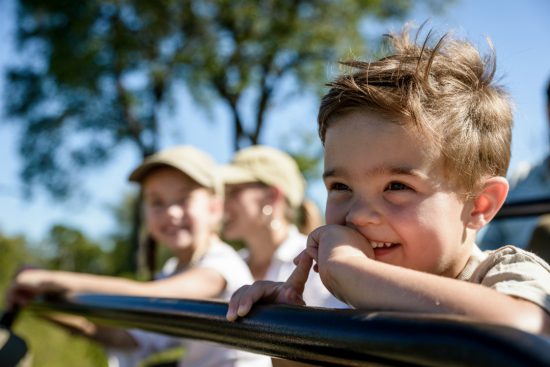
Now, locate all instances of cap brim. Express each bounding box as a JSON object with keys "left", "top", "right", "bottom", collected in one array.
[
  {"left": 128, "top": 161, "right": 168, "bottom": 182},
  {"left": 129, "top": 159, "right": 212, "bottom": 189},
  {"left": 219, "top": 165, "right": 257, "bottom": 184}
]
